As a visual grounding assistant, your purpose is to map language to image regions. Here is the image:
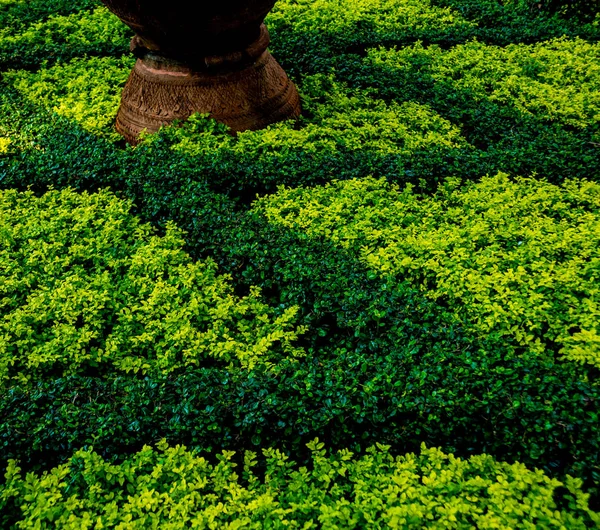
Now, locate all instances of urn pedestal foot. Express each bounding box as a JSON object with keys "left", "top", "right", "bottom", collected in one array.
[{"left": 116, "top": 25, "right": 301, "bottom": 144}]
